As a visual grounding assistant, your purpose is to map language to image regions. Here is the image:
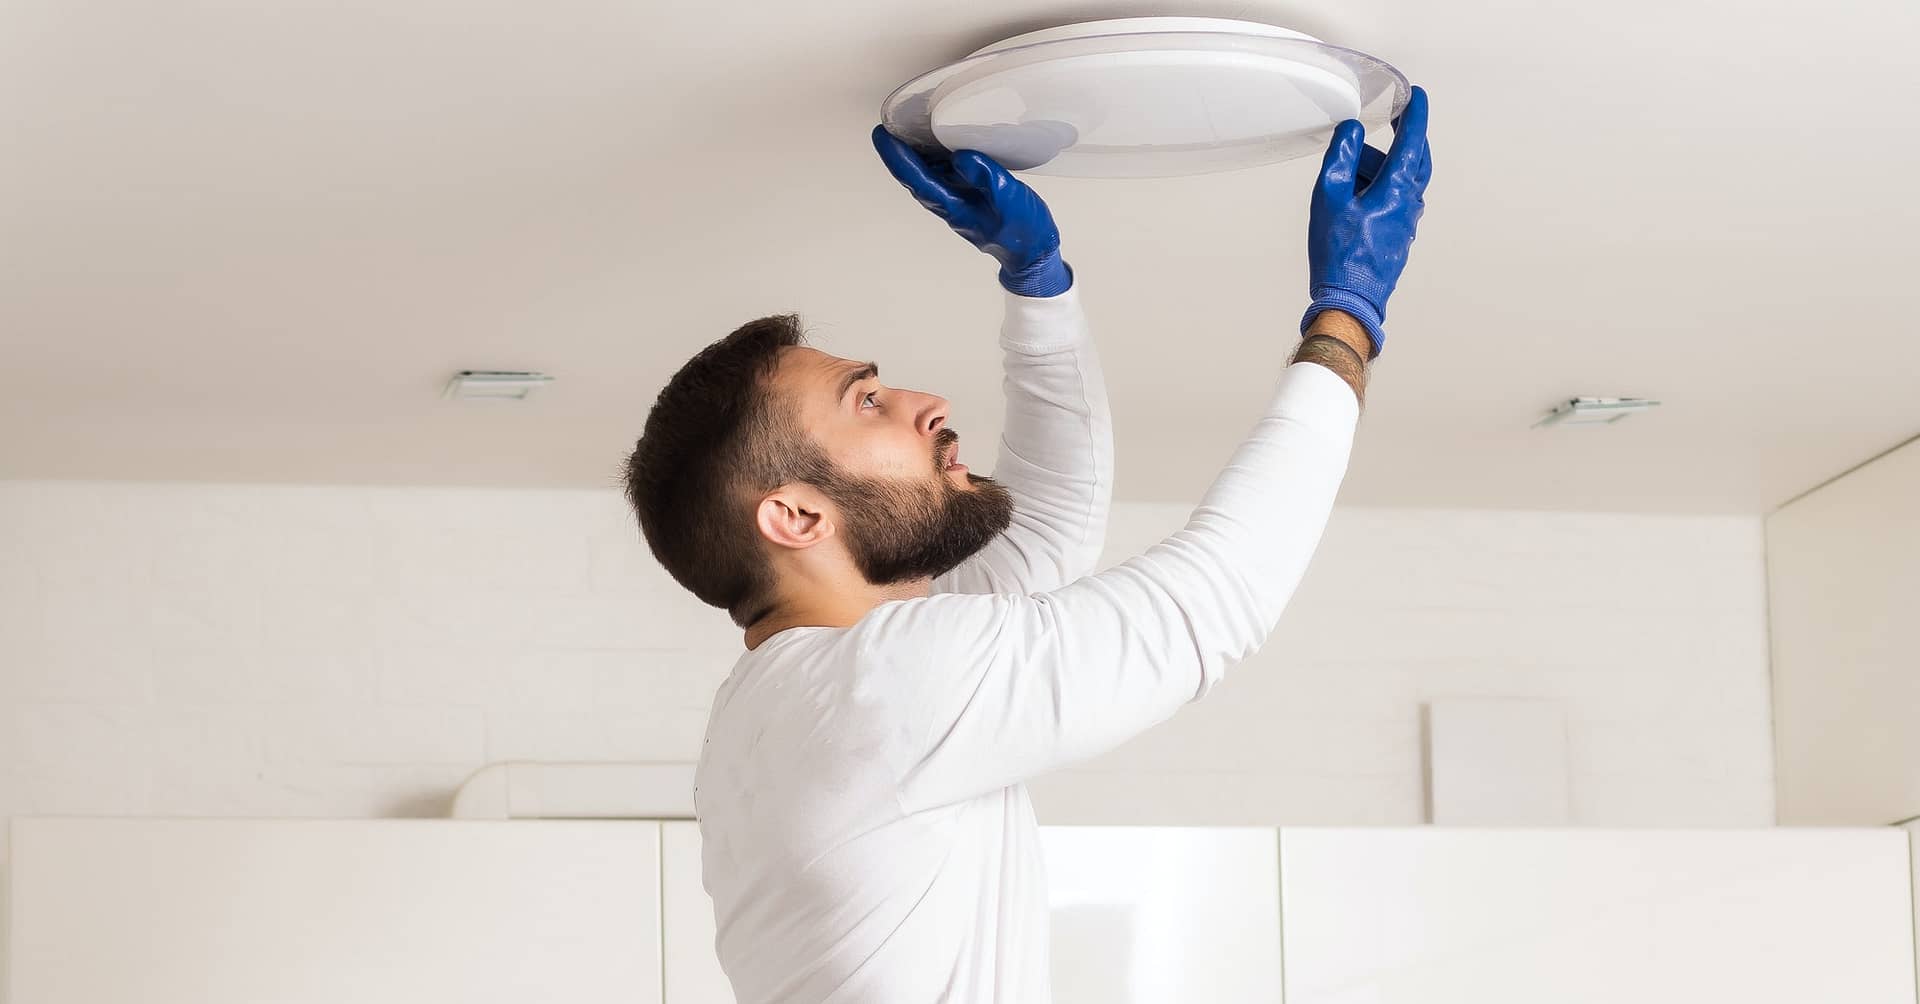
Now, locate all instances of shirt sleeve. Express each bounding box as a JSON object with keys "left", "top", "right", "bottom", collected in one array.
[
  {"left": 930, "top": 285, "right": 1113, "bottom": 596},
  {"left": 850, "top": 361, "right": 1360, "bottom": 813}
]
